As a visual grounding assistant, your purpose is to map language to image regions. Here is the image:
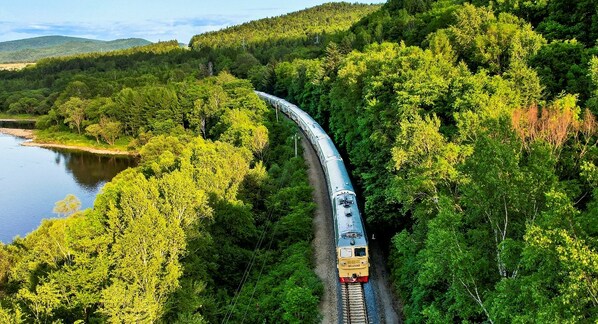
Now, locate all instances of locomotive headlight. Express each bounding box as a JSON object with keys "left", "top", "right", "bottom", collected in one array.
[{"left": 341, "top": 261, "right": 347, "bottom": 266}]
